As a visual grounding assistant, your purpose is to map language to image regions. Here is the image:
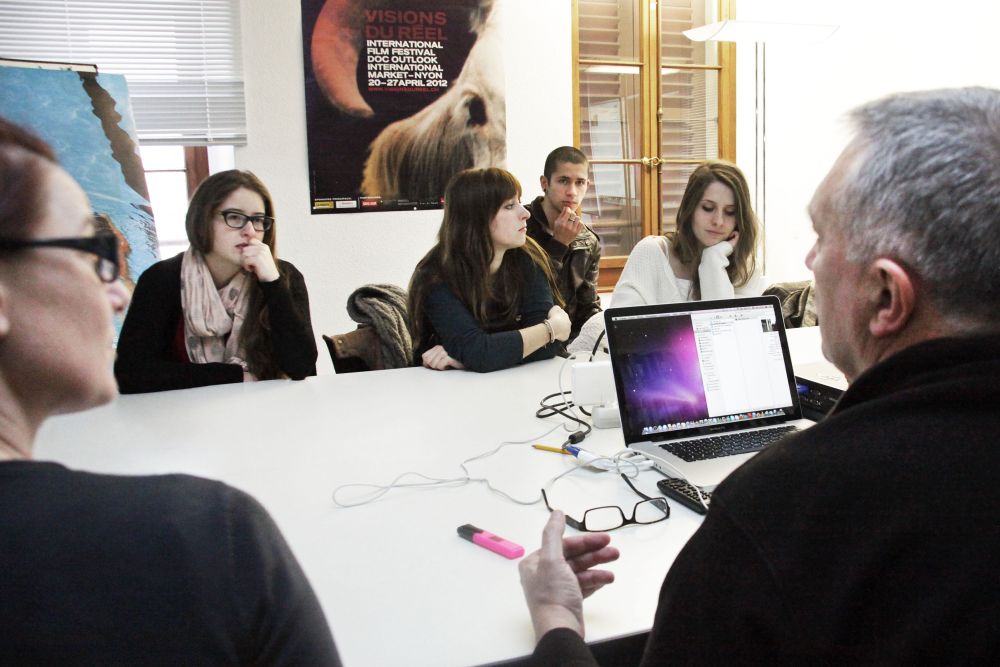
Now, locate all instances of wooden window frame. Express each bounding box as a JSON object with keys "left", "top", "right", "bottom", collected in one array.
[
  {"left": 573, "top": 0, "right": 737, "bottom": 289},
  {"left": 184, "top": 147, "right": 211, "bottom": 197}
]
